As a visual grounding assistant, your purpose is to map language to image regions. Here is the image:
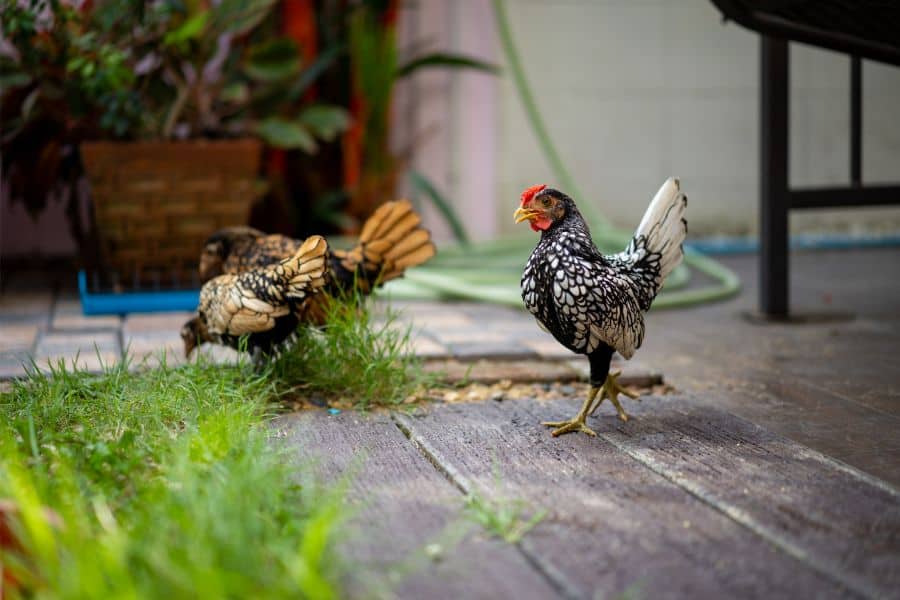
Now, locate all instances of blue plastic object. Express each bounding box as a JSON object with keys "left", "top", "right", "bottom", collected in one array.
[
  {"left": 78, "top": 271, "right": 200, "bottom": 315},
  {"left": 685, "top": 233, "right": 900, "bottom": 256}
]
